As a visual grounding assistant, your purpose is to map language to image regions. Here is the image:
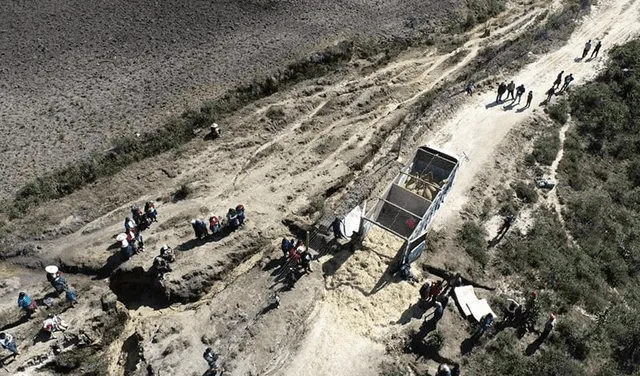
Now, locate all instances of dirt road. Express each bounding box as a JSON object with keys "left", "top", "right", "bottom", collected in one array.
[{"left": 3, "top": 0, "right": 640, "bottom": 375}]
